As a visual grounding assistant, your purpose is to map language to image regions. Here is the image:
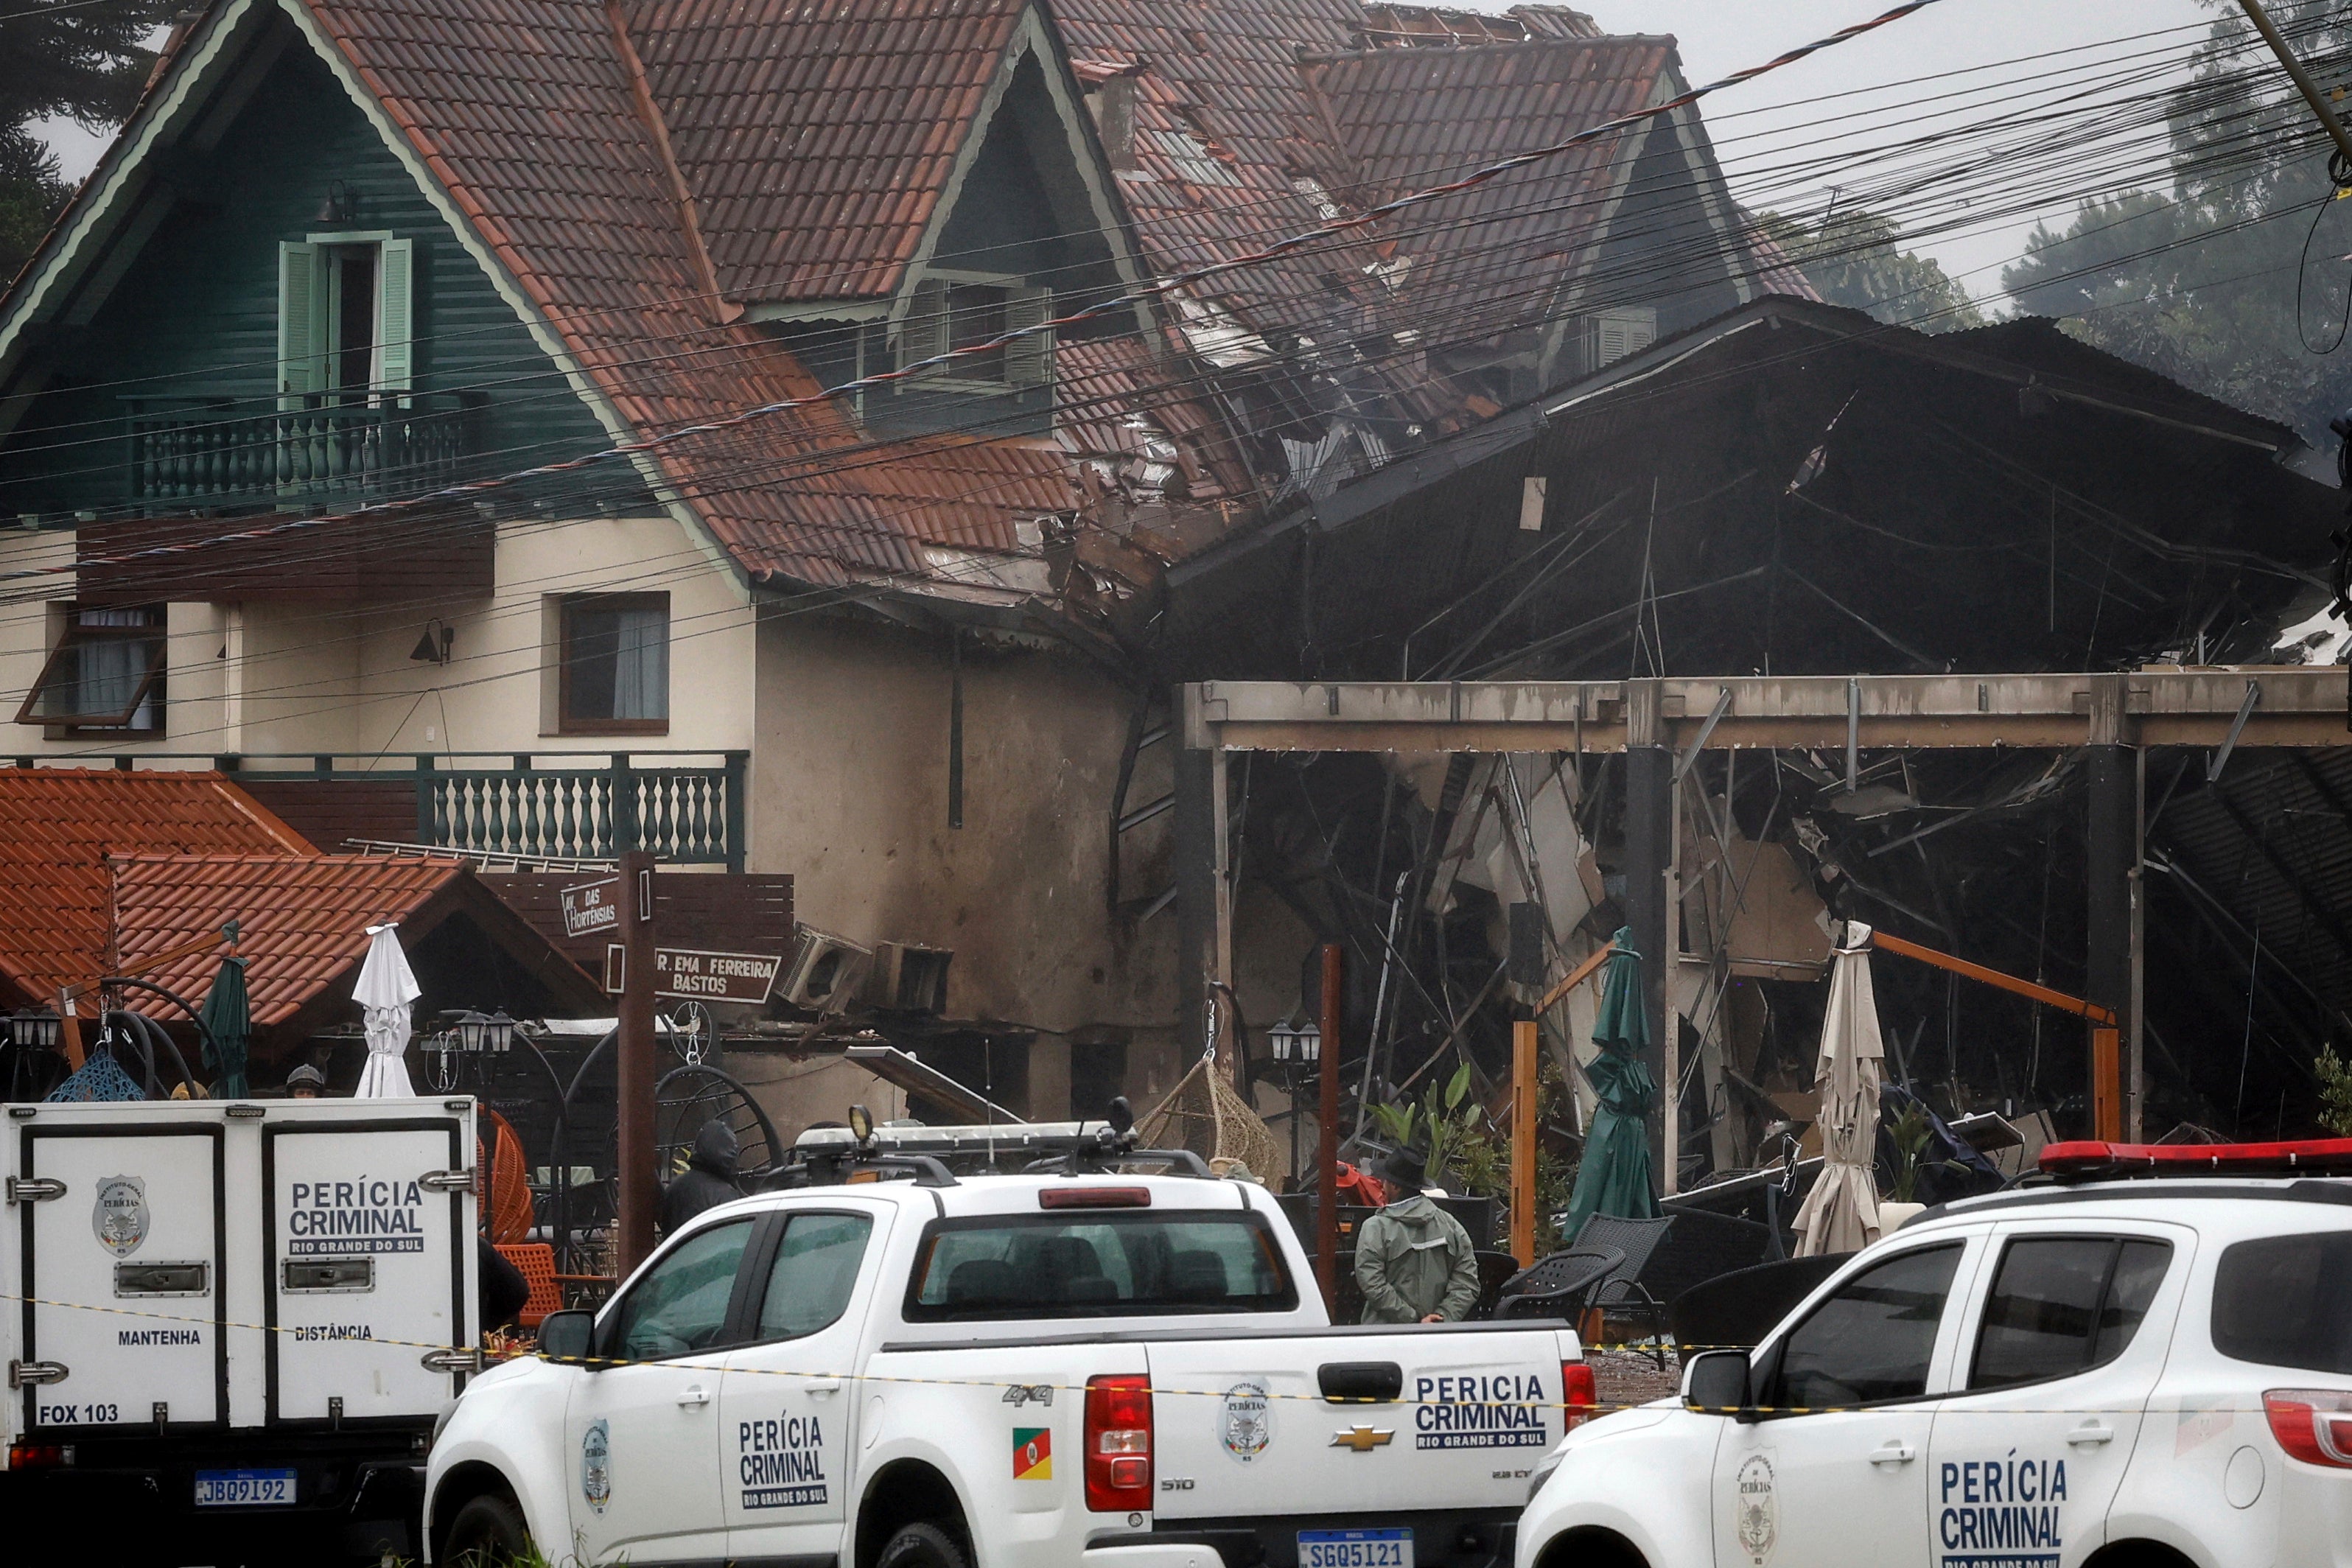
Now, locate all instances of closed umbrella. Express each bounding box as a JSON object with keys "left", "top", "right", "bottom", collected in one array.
[
  {"left": 1561, "top": 925, "right": 1659, "bottom": 1239},
  {"left": 353, "top": 923, "right": 421, "bottom": 1098},
  {"left": 1793, "top": 920, "right": 1886, "bottom": 1256},
  {"left": 197, "top": 954, "right": 251, "bottom": 1099}
]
